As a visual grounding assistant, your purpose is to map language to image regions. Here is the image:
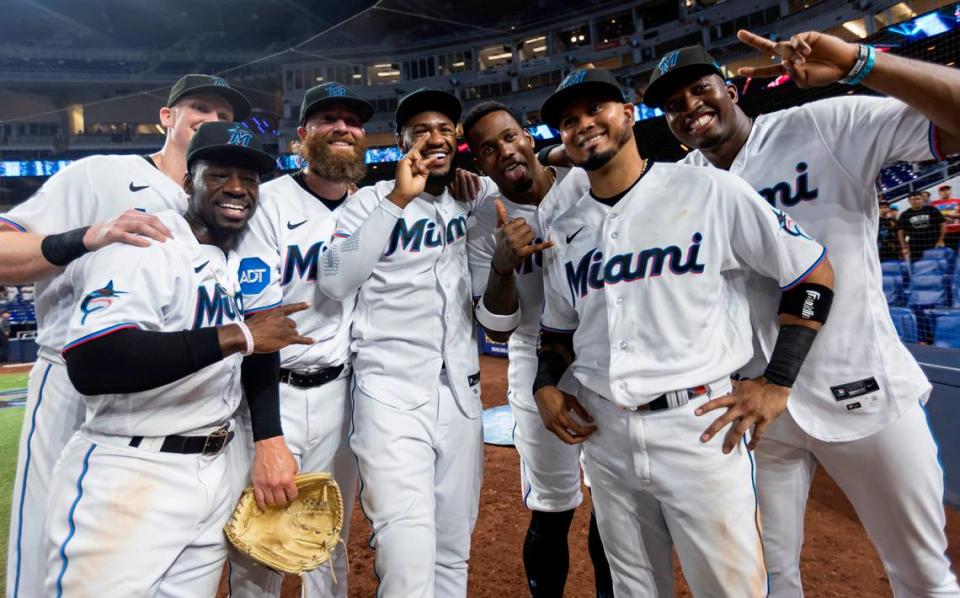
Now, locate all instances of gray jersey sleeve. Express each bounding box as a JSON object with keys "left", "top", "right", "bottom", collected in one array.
[{"left": 317, "top": 183, "right": 402, "bottom": 301}]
